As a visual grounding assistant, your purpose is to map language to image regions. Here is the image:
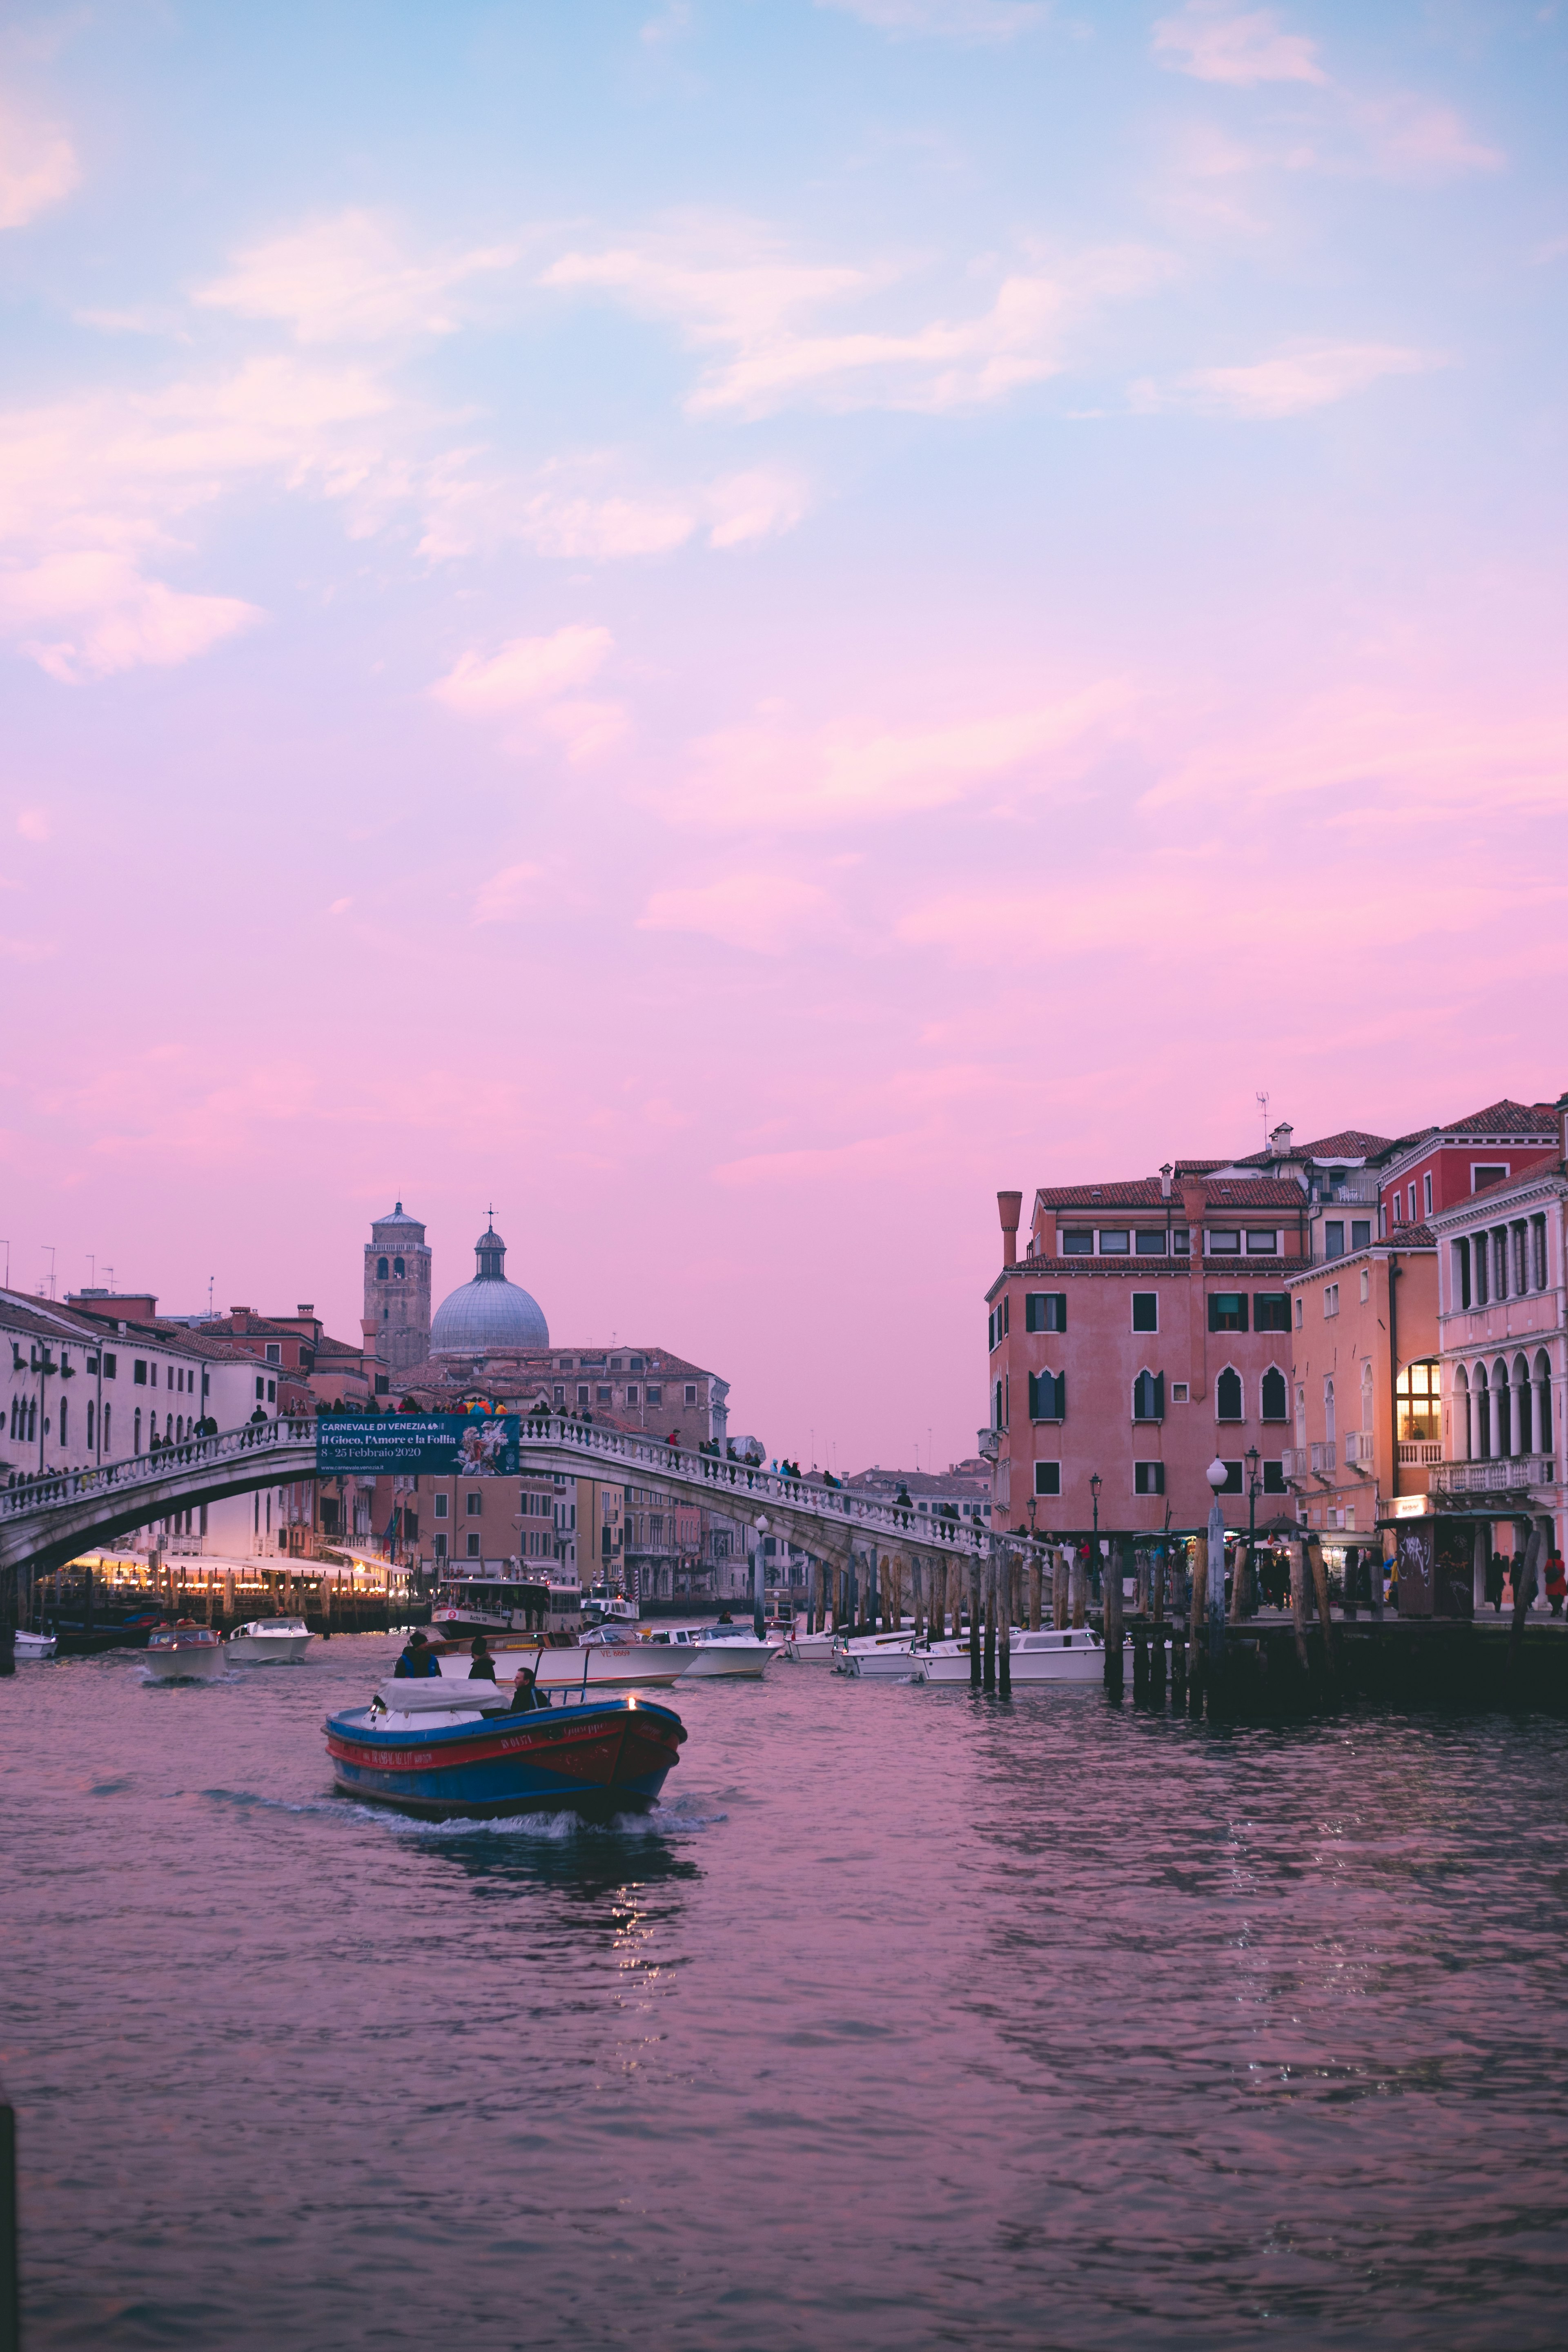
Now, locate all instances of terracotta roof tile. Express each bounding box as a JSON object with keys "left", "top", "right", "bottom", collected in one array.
[{"left": 1434, "top": 1098, "right": 1561, "bottom": 1138}]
